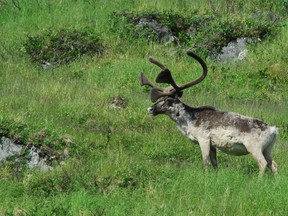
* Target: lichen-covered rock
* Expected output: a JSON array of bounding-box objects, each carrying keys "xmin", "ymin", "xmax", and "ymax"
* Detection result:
[
  {"xmin": 0, "ymin": 136, "xmax": 68, "ymax": 171},
  {"xmin": 215, "ymin": 38, "xmax": 253, "ymax": 62},
  {"xmin": 0, "ymin": 137, "xmax": 22, "ymax": 161}
]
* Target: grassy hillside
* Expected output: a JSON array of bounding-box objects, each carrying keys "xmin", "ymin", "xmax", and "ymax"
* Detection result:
[{"xmin": 0, "ymin": 0, "xmax": 288, "ymax": 215}]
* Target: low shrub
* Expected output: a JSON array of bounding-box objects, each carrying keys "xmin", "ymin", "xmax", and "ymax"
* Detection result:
[
  {"xmin": 23, "ymin": 28, "xmax": 105, "ymax": 67},
  {"xmin": 110, "ymin": 10, "xmax": 282, "ymax": 57}
]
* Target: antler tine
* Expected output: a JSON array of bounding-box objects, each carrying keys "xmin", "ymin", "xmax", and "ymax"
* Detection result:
[
  {"xmin": 177, "ymin": 51, "xmax": 208, "ymax": 91},
  {"xmin": 148, "ymin": 56, "xmax": 180, "ymax": 90},
  {"xmin": 155, "ymin": 69, "xmax": 180, "ymax": 90},
  {"xmin": 140, "ymin": 72, "xmax": 162, "ymax": 89},
  {"xmin": 148, "ymin": 56, "xmax": 166, "ymax": 70}
]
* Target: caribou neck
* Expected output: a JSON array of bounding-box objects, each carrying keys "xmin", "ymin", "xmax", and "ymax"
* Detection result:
[
  {"xmin": 167, "ymin": 102, "xmax": 194, "ymax": 125},
  {"xmin": 167, "ymin": 101, "xmax": 217, "ymax": 128}
]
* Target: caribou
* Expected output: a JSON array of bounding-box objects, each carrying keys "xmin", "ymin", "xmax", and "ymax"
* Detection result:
[{"xmin": 140, "ymin": 51, "xmax": 278, "ymax": 174}]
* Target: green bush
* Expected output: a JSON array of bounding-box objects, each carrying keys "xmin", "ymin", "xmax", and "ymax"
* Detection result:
[
  {"xmin": 110, "ymin": 10, "xmax": 282, "ymax": 57},
  {"xmin": 23, "ymin": 28, "xmax": 105, "ymax": 66}
]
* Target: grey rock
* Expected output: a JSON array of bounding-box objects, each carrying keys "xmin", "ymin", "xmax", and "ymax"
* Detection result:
[
  {"xmin": 0, "ymin": 137, "xmax": 54, "ymax": 171},
  {"xmin": 215, "ymin": 38, "xmax": 253, "ymax": 62},
  {"xmin": 135, "ymin": 18, "xmax": 178, "ymax": 45},
  {"xmin": 27, "ymin": 146, "xmax": 52, "ymax": 171},
  {"xmin": 0, "ymin": 137, "xmax": 22, "ymax": 161}
]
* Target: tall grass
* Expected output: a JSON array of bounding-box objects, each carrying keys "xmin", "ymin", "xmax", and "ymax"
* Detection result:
[{"xmin": 0, "ymin": 0, "xmax": 288, "ymax": 215}]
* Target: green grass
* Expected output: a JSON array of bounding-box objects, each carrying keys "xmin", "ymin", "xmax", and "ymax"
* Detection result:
[{"xmin": 1, "ymin": 0, "xmax": 288, "ymax": 215}]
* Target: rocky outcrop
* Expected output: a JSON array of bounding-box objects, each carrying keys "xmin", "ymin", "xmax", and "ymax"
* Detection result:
[{"xmin": 0, "ymin": 137, "xmax": 68, "ymax": 171}]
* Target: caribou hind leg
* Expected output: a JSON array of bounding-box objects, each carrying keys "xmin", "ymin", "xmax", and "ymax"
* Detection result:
[
  {"xmin": 252, "ymin": 152, "xmax": 268, "ymax": 175},
  {"xmin": 263, "ymin": 140, "xmax": 278, "ymax": 174},
  {"xmin": 263, "ymin": 153, "xmax": 278, "ymax": 174},
  {"xmin": 245, "ymin": 145, "xmax": 268, "ymax": 175}
]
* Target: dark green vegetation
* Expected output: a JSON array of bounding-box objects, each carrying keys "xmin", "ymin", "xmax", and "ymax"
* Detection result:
[
  {"xmin": 24, "ymin": 28, "xmax": 105, "ymax": 66},
  {"xmin": 111, "ymin": 9, "xmax": 281, "ymax": 57},
  {"xmin": 1, "ymin": 0, "xmax": 288, "ymax": 215}
]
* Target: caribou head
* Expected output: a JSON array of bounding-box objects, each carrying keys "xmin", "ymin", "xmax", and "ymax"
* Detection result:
[{"xmin": 140, "ymin": 51, "xmax": 208, "ymax": 116}]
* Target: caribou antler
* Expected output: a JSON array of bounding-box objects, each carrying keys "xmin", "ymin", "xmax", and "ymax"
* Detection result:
[
  {"xmin": 148, "ymin": 57, "xmax": 180, "ymax": 90},
  {"xmin": 140, "ymin": 72, "xmax": 175, "ymax": 102},
  {"xmin": 177, "ymin": 51, "xmax": 208, "ymax": 90},
  {"xmin": 140, "ymin": 51, "xmax": 207, "ymax": 102}
]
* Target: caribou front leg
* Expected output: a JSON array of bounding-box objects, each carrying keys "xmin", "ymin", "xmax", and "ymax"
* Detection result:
[
  {"xmin": 209, "ymin": 145, "xmax": 218, "ymax": 170},
  {"xmin": 198, "ymin": 139, "xmax": 211, "ymax": 171}
]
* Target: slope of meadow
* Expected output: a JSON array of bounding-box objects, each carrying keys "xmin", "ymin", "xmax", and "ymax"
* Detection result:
[{"xmin": 0, "ymin": 0, "xmax": 288, "ymax": 215}]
